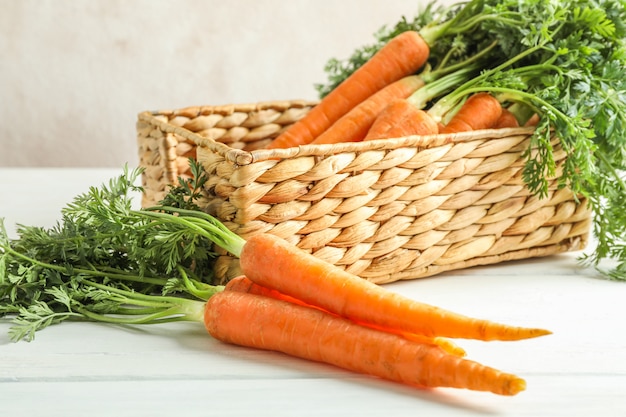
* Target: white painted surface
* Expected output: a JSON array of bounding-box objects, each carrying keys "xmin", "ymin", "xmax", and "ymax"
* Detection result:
[
  {"xmin": 1, "ymin": 168, "xmax": 626, "ymax": 416},
  {"xmin": 0, "ymin": 0, "xmax": 444, "ymax": 168}
]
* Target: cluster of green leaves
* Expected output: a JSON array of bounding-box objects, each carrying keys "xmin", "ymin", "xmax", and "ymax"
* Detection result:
[
  {"xmin": 0, "ymin": 163, "xmax": 221, "ymax": 341},
  {"xmin": 158, "ymin": 157, "xmax": 209, "ymax": 212}
]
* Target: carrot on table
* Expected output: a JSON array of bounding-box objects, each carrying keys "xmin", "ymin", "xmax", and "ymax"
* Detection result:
[
  {"xmin": 265, "ymin": 31, "xmax": 430, "ymax": 149},
  {"xmin": 205, "ymin": 290, "xmax": 526, "ymax": 396},
  {"xmin": 238, "ymin": 233, "xmax": 551, "ymax": 342},
  {"xmin": 224, "ymin": 275, "xmax": 466, "ymax": 357},
  {"xmin": 438, "ymin": 92, "xmax": 503, "ymax": 134}
]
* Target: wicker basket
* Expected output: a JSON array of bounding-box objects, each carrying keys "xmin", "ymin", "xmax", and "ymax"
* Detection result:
[{"xmin": 136, "ymin": 100, "xmax": 591, "ymax": 285}]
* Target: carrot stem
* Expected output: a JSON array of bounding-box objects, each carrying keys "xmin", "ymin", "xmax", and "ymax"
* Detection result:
[
  {"xmin": 420, "ymin": 40, "xmax": 498, "ymax": 83},
  {"xmin": 79, "ymin": 279, "xmax": 206, "ymax": 324},
  {"xmin": 406, "ymin": 65, "xmax": 479, "ymax": 109},
  {"xmin": 427, "ymin": 38, "xmax": 562, "ymax": 123},
  {"xmin": 139, "ymin": 207, "xmax": 246, "ymax": 257},
  {"xmin": 419, "ymin": 6, "xmax": 521, "ymax": 46}
]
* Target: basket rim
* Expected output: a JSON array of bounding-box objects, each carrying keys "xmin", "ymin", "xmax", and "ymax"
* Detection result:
[{"xmin": 138, "ymin": 102, "xmax": 537, "ymax": 166}]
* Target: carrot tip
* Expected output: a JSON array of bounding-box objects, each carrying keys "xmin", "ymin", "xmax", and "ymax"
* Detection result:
[
  {"xmin": 534, "ymin": 328, "xmax": 553, "ymax": 338},
  {"xmin": 508, "ymin": 377, "xmax": 527, "ymax": 396},
  {"xmin": 500, "ymin": 327, "xmax": 553, "ymax": 341}
]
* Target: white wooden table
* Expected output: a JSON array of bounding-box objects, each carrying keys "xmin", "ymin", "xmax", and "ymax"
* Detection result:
[{"xmin": 1, "ymin": 168, "xmax": 625, "ymax": 417}]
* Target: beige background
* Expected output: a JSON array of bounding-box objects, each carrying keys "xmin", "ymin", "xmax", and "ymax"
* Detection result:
[{"xmin": 0, "ymin": 0, "xmax": 452, "ymax": 168}]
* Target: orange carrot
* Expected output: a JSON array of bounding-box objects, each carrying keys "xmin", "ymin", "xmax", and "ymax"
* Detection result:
[
  {"xmin": 363, "ymin": 99, "xmax": 439, "ymax": 140},
  {"xmin": 205, "ymin": 290, "xmax": 526, "ymax": 395},
  {"xmin": 225, "ymin": 275, "xmax": 466, "ymax": 357},
  {"xmin": 266, "ymin": 31, "xmax": 430, "ymax": 149},
  {"xmin": 238, "ymin": 233, "xmax": 551, "ymax": 341},
  {"xmin": 380, "ymin": 326, "xmax": 467, "ymax": 358},
  {"xmin": 142, "ymin": 209, "xmax": 550, "ymax": 341},
  {"xmin": 439, "ymin": 92, "xmax": 503, "ymax": 134},
  {"xmin": 309, "ymin": 75, "xmax": 426, "ymax": 144},
  {"xmin": 525, "ymin": 113, "xmax": 540, "ymax": 126},
  {"xmin": 225, "ymin": 274, "xmax": 306, "ymax": 307},
  {"xmin": 491, "ymin": 107, "xmax": 520, "ymax": 129}
]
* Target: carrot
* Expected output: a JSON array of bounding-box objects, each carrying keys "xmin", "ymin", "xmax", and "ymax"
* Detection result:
[
  {"xmin": 491, "ymin": 107, "xmax": 520, "ymax": 129},
  {"xmin": 238, "ymin": 233, "xmax": 551, "ymax": 341},
  {"xmin": 439, "ymin": 92, "xmax": 503, "ymax": 134},
  {"xmin": 225, "ymin": 275, "xmax": 466, "ymax": 357},
  {"xmin": 142, "ymin": 209, "xmax": 550, "ymax": 341},
  {"xmin": 205, "ymin": 290, "xmax": 526, "ymax": 395},
  {"xmin": 265, "ymin": 31, "xmax": 430, "ymax": 149},
  {"xmin": 358, "ymin": 64, "xmax": 491, "ymax": 141},
  {"xmin": 363, "ymin": 99, "xmax": 439, "ymax": 140},
  {"xmin": 225, "ymin": 274, "xmax": 306, "ymax": 307},
  {"xmin": 525, "ymin": 113, "xmax": 540, "ymax": 127},
  {"xmin": 309, "ymin": 75, "xmax": 426, "ymax": 144}
]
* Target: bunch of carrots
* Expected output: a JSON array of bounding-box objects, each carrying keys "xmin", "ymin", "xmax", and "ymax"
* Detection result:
[
  {"xmin": 1, "ymin": 167, "xmax": 551, "ymax": 397},
  {"xmin": 143, "ymin": 204, "xmax": 551, "ymax": 396},
  {"xmin": 265, "ymin": 27, "xmax": 520, "ymax": 149},
  {"xmin": 263, "ymin": 0, "xmax": 623, "ymax": 155},
  {"xmin": 208, "ymin": 232, "xmax": 550, "ymax": 397}
]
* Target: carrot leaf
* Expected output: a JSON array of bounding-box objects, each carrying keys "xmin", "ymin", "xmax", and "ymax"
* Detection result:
[{"xmin": 0, "ymin": 167, "xmax": 225, "ymax": 341}]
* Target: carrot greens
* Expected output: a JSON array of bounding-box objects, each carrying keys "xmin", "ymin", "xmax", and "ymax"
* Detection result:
[{"xmin": 0, "ymin": 166, "xmax": 223, "ymax": 341}]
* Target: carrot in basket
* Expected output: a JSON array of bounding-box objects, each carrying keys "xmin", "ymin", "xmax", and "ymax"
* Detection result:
[
  {"xmin": 491, "ymin": 107, "xmax": 520, "ymax": 129},
  {"xmin": 525, "ymin": 113, "xmax": 540, "ymax": 126},
  {"xmin": 439, "ymin": 92, "xmax": 503, "ymax": 134},
  {"xmin": 310, "ymin": 62, "xmax": 482, "ymax": 144},
  {"xmin": 309, "ymin": 75, "xmax": 426, "ymax": 144},
  {"xmin": 141, "ymin": 208, "xmax": 550, "ymax": 341},
  {"xmin": 505, "ymin": 102, "xmax": 539, "ymax": 127},
  {"xmin": 205, "ymin": 290, "xmax": 526, "ymax": 396},
  {"xmin": 363, "ymin": 99, "xmax": 439, "ymax": 140},
  {"xmin": 224, "ymin": 275, "xmax": 466, "ymax": 357},
  {"xmin": 265, "ymin": 31, "xmax": 430, "ymax": 149}
]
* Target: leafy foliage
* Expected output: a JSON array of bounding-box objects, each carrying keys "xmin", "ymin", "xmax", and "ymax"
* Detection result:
[{"xmin": 0, "ymin": 162, "xmax": 219, "ymax": 341}]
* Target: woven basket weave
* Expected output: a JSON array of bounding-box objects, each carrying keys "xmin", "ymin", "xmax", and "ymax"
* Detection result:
[{"xmin": 136, "ymin": 100, "xmax": 591, "ymax": 285}]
